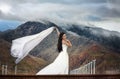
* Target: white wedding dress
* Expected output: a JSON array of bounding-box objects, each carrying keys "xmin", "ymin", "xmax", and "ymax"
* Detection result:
[{"xmin": 36, "ymin": 44, "xmax": 69, "ymax": 75}]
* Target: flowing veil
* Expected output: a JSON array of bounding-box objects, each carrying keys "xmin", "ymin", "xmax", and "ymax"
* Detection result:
[{"xmin": 11, "ymin": 27, "xmax": 55, "ymax": 64}]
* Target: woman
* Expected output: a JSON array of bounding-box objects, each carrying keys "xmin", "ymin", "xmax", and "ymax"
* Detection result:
[
  {"xmin": 36, "ymin": 27, "xmax": 72, "ymax": 75},
  {"xmin": 11, "ymin": 26, "xmax": 72, "ymax": 75}
]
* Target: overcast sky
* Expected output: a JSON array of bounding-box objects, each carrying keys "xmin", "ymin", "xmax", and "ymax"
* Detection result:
[{"xmin": 0, "ymin": 0, "xmax": 120, "ymax": 32}]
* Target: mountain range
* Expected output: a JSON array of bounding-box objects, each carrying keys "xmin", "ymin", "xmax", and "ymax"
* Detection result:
[
  {"xmin": 0, "ymin": 20, "xmax": 21, "ymax": 31},
  {"xmin": 67, "ymin": 24, "xmax": 120, "ymax": 52},
  {"xmin": 0, "ymin": 21, "xmax": 120, "ymax": 74}
]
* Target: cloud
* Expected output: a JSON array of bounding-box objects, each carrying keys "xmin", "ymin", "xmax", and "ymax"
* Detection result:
[
  {"xmin": 0, "ymin": 0, "xmax": 119, "ymax": 21},
  {"xmin": 0, "ymin": 0, "xmax": 107, "ymax": 5},
  {"xmin": 0, "ymin": 0, "xmax": 120, "ymax": 32},
  {"xmin": 88, "ymin": 21, "xmax": 120, "ymax": 33},
  {"xmin": 0, "ymin": 2, "xmax": 107, "ymax": 21}
]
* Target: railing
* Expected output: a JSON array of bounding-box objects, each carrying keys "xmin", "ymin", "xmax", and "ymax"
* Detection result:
[
  {"xmin": 70, "ymin": 60, "xmax": 96, "ymax": 74},
  {"xmin": 1, "ymin": 65, "xmax": 17, "ymax": 75},
  {"xmin": 2, "ymin": 65, "xmax": 8, "ymax": 75},
  {"xmin": 1, "ymin": 60, "xmax": 96, "ymax": 75}
]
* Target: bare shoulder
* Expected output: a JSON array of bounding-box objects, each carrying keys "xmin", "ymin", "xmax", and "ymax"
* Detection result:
[{"xmin": 62, "ymin": 39, "xmax": 72, "ymax": 47}]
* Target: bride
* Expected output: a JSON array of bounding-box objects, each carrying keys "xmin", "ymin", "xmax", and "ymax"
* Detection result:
[
  {"xmin": 11, "ymin": 26, "xmax": 72, "ymax": 75},
  {"xmin": 36, "ymin": 28, "xmax": 72, "ymax": 75}
]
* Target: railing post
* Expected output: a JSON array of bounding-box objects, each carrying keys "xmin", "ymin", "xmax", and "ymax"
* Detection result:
[
  {"xmin": 5, "ymin": 65, "xmax": 7, "ymax": 75},
  {"xmin": 88, "ymin": 63, "xmax": 90, "ymax": 74},
  {"xmin": 2, "ymin": 65, "xmax": 4, "ymax": 75},
  {"xmin": 85, "ymin": 64, "xmax": 87, "ymax": 74},
  {"xmin": 15, "ymin": 65, "xmax": 17, "ymax": 75},
  {"xmin": 93, "ymin": 60, "xmax": 96, "ymax": 74},
  {"xmin": 90, "ymin": 62, "xmax": 92, "ymax": 74}
]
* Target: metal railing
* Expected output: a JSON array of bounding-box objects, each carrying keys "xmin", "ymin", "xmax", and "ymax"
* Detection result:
[
  {"xmin": 2, "ymin": 65, "xmax": 8, "ymax": 75},
  {"xmin": 1, "ymin": 60, "xmax": 96, "ymax": 75},
  {"xmin": 1, "ymin": 65, "xmax": 17, "ymax": 75},
  {"xmin": 70, "ymin": 60, "xmax": 96, "ymax": 74}
]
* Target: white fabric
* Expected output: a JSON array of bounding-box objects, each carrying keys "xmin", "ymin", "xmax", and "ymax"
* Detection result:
[
  {"xmin": 36, "ymin": 44, "xmax": 69, "ymax": 75},
  {"xmin": 11, "ymin": 27, "xmax": 55, "ymax": 64}
]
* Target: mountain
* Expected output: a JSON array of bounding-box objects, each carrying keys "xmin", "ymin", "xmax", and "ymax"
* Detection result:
[
  {"xmin": 0, "ymin": 20, "xmax": 21, "ymax": 31},
  {"xmin": 0, "ymin": 21, "xmax": 120, "ymax": 74},
  {"xmin": 0, "ymin": 21, "xmax": 57, "ymax": 42},
  {"xmin": 67, "ymin": 24, "xmax": 120, "ymax": 53},
  {"xmin": 0, "ymin": 31, "xmax": 2, "ymax": 36}
]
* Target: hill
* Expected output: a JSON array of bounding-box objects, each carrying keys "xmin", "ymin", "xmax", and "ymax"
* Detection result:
[{"xmin": 0, "ymin": 39, "xmax": 47, "ymax": 75}]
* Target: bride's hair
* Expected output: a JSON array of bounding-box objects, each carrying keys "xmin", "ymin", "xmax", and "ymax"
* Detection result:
[{"xmin": 57, "ymin": 32, "xmax": 65, "ymax": 52}]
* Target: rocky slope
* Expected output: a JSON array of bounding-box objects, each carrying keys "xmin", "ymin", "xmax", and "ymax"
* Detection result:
[{"xmin": 0, "ymin": 39, "xmax": 47, "ymax": 75}]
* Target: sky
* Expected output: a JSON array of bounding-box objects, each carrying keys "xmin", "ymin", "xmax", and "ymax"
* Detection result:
[{"xmin": 0, "ymin": 0, "xmax": 120, "ymax": 32}]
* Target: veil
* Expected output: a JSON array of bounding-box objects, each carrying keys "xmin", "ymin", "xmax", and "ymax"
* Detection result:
[{"xmin": 11, "ymin": 27, "xmax": 55, "ymax": 64}]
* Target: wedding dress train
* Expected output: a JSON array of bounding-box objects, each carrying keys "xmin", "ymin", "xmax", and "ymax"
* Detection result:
[{"xmin": 36, "ymin": 44, "xmax": 69, "ymax": 75}]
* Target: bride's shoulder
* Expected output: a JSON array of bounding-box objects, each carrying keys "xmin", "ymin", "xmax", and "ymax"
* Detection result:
[
  {"xmin": 62, "ymin": 39, "xmax": 69, "ymax": 42},
  {"xmin": 62, "ymin": 39, "xmax": 69, "ymax": 45},
  {"xmin": 62, "ymin": 39, "xmax": 72, "ymax": 47},
  {"xmin": 62, "ymin": 39, "xmax": 66, "ymax": 43}
]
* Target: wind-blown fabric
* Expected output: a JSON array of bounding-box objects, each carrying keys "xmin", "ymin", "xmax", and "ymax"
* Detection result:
[{"xmin": 11, "ymin": 27, "xmax": 55, "ymax": 64}]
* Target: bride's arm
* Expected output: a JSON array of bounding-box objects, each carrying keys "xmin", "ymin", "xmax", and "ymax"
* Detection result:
[
  {"xmin": 55, "ymin": 27, "xmax": 60, "ymax": 36},
  {"xmin": 66, "ymin": 39, "xmax": 72, "ymax": 47}
]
